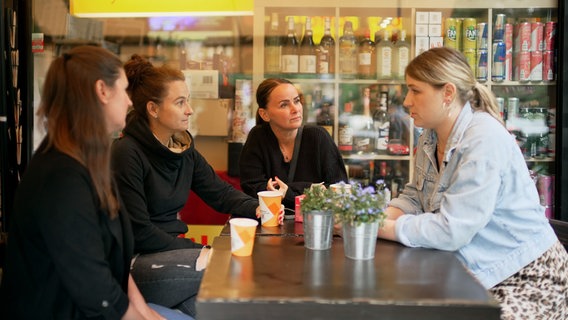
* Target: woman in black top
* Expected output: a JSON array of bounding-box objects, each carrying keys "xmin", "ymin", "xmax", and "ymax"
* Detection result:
[
  {"xmin": 112, "ymin": 55, "xmax": 262, "ymax": 317},
  {"xmin": 0, "ymin": 46, "xmax": 170, "ymax": 319},
  {"xmin": 240, "ymin": 78, "xmax": 348, "ymax": 210}
]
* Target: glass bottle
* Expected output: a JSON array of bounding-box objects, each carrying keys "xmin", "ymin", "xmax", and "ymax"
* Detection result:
[
  {"xmin": 358, "ymin": 28, "xmax": 375, "ymax": 79},
  {"xmin": 299, "ymin": 17, "xmax": 317, "ymax": 74},
  {"xmin": 317, "ymin": 16, "xmax": 335, "ymax": 76},
  {"xmin": 338, "ymin": 21, "xmax": 358, "ymax": 79},
  {"xmin": 265, "ymin": 12, "xmax": 282, "ymax": 74},
  {"xmin": 316, "ymin": 102, "xmax": 334, "ymax": 137},
  {"xmin": 375, "ymin": 29, "xmax": 393, "ymax": 80},
  {"xmin": 281, "ymin": 16, "xmax": 299, "ymax": 74},
  {"xmin": 338, "ymin": 89, "xmax": 354, "ymax": 155},
  {"xmin": 353, "ymin": 87, "xmax": 374, "ymax": 155},
  {"xmin": 393, "ymin": 29, "xmax": 410, "ymax": 80},
  {"xmin": 373, "ymin": 91, "xmax": 390, "ymax": 154}
]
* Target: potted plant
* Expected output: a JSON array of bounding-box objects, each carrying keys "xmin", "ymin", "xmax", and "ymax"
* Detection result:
[
  {"xmin": 332, "ymin": 182, "xmax": 388, "ymax": 260},
  {"xmin": 300, "ymin": 184, "xmax": 336, "ymax": 250}
]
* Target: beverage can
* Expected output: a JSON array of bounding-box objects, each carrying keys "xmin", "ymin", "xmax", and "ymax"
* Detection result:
[
  {"xmin": 463, "ymin": 49, "xmax": 476, "ymax": 74},
  {"xmin": 476, "ymin": 49, "xmax": 488, "ymax": 82},
  {"xmin": 505, "ymin": 24, "xmax": 513, "ymax": 81},
  {"xmin": 530, "ymin": 50, "xmax": 543, "ymax": 82},
  {"xmin": 514, "ymin": 22, "xmax": 531, "ymax": 52},
  {"xmin": 476, "ymin": 22, "xmax": 488, "ymax": 50},
  {"xmin": 548, "ymin": 132, "xmax": 556, "ymax": 157},
  {"xmin": 493, "ymin": 14, "xmax": 506, "ymax": 41},
  {"xmin": 537, "ymin": 174, "xmax": 554, "ymax": 206},
  {"xmin": 543, "ymin": 50, "xmax": 555, "ymax": 82},
  {"xmin": 496, "ymin": 97, "xmax": 505, "ymax": 119},
  {"xmin": 507, "ymin": 97, "xmax": 519, "ymax": 120},
  {"xmin": 462, "ymin": 18, "xmax": 477, "ymax": 51},
  {"xmin": 444, "ymin": 18, "xmax": 460, "ymax": 49},
  {"xmin": 531, "ymin": 22, "xmax": 544, "ymax": 52},
  {"xmin": 514, "ymin": 51, "xmax": 531, "ymax": 82},
  {"xmin": 492, "ymin": 41, "xmax": 506, "ymax": 82},
  {"xmin": 295, "ymin": 194, "xmax": 306, "ymax": 222},
  {"xmin": 544, "ymin": 21, "xmax": 557, "ymax": 51}
]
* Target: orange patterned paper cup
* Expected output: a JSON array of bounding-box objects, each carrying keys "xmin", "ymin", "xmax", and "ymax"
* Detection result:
[
  {"xmin": 257, "ymin": 191, "xmax": 282, "ymax": 227},
  {"xmin": 229, "ymin": 218, "xmax": 258, "ymax": 256}
]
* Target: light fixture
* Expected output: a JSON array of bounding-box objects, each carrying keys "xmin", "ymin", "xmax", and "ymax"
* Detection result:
[{"xmin": 70, "ymin": 0, "xmax": 254, "ymax": 18}]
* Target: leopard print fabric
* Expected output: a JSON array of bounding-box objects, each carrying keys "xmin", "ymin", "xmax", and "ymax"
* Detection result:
[{"xmin": 490, "ymin": 241, "xmax": 568, "ymax": 320}]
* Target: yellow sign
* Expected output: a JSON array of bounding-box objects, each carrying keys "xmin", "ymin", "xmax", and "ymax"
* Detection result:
[{"xmin": 70, "ymin": 0, "xmax": 254, "ymax": 17}]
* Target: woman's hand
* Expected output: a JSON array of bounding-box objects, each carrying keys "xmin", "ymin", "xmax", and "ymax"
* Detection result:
[
  {"xmin": 196, "ymin": 246, "xmax": 211, "ymax": 271},
  {"xmin": 123, "ymin": 275, "xmax": 165, "ymax": 320},
  {"xmin": 267, "ymin": 176, "xmax": 288, "ymax": 198}
]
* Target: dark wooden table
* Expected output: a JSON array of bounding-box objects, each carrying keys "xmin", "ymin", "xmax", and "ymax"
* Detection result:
[
  {"xmin": 220, "ymin": 217, "xmax": 345, "ymax": 237},
  {"xmin": 221, "ymin": 217, "xmax": 307, "ymax": 237},
  {"xmin": 196, "ymin": 235, "xmax": 500, "ymax": 320}
]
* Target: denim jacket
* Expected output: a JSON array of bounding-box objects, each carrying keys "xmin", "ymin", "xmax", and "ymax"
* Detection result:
[{"xmin": 389, "ymin": 103, "xmax": 557, "ymax": 288}]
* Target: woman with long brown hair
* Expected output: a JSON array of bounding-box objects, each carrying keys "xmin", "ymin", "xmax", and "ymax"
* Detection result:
[{"xmin": 0, "ymin": 46, "xmax": 185, "ymax": 319}]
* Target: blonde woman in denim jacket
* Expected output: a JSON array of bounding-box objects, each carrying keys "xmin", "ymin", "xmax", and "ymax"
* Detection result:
[{"xmin": 378, "ymin": 47, "xmax": 568, "ymax": 320}]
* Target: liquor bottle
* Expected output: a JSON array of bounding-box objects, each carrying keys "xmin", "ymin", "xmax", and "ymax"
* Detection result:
[
  {"xmin": 338, "ymin": 21, "xmax": 358, "ymax": 79},
  {"xmin": 373, "ymin": 91, "xmax": 390, "ymax": 154},
  {"xmin": 390, "ymin": 161, "xmax": 405, "ymax": 199},
  {"xmin": 299, "ymin": 17, "xmax": 317, "ymax": 74},
  {"xmin": 375, "ymin": 29, "xmax": 393, "ymax": 80},
  {"xmin": 281, "ymin": 16, "xmax": 299, "ymax": 74},
  {"xmin": 317, "ymin": 17, "xmax": 335, "ymax": 76},
  {"xmin": 376, "ymin": 161, "xmax": 392, "ymax": 203},
  {"xmin": 338, "ymin": 90, "xmax": 354, "ymax": 155},
  {"xmin": 316, "ymin": 102, "xmax": 334, "ymax": 137},
  {"xmin": 392, "ymin": 29, "xmax": 410, "ymax": 80},
  {"xmin": 265, "ymin": 12, "xmax": 282, "ymax": 74},
  {"xmin": 358, "ymin": 28, "xmax": 375, "ymax": 79},
  {"xmin": 353, "ymin": 87, "xmax": 374, "ymax": 154}
]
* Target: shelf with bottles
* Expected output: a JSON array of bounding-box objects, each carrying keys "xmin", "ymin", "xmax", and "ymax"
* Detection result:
[
  {"xmin": 345, "ymin": 158, "xmax": 410, "ymax": 201},
  {"xmin": 261, "ymin": 6, "xmax": 414, "ymax": 82},
  {"xmin": 492, "ymin": 85, "xmax": 556, "ymax": 163},
  {"xmin": 293, "ymin": 82, "xmax": 337, "ymax": 138},
  {"xmin": 337, "ymin": 83, "xmax": 414, "ymax": 160}
]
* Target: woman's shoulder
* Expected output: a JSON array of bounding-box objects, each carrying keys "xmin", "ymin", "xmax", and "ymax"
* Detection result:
[{"xmin": 302, "ymin": 124, "xmax": 334, "ymax": 141}]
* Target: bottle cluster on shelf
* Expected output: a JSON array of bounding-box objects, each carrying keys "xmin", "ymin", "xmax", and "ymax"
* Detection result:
[
  {"xmin": 346, "ymin": 159, "xmax": 409, "ymax": 201},
  {"xmin": 264, "ymin": 14, "xmax": 410, "ymax": 80},
  {"xmin": 498, "ymin": 93, "xmax": 556, "ymax": 161},
  {"xmin": 338, "ymin": 85, "xmax": 411, "ymax": 157}
]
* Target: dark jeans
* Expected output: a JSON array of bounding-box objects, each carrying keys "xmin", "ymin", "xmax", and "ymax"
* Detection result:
[{"xmin": 131, "ymin": 248, "xmax": 203, "ymax": 317}]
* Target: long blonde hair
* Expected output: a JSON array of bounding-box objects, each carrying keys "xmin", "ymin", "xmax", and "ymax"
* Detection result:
[
  {"xmin": 406, "ymin": 47, "xmax": 504, "ymax": 126},
  {"xmin": 37, "ymin": 46, "xmax": 122, "ymax": 218}
]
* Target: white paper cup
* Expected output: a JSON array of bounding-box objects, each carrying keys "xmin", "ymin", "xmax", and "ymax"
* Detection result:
[
  {"xmin": 229, "ymin": 218, "xmax": 258, "ymax": 256},
  {"xmin": 257, "ymin": 191, "xmax": 283, "ymax": 227}
]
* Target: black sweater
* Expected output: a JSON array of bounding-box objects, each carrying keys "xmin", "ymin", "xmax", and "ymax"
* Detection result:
[
  {"xmin": 239, "ymin": 124, "xmax": 348, "ymax": 209},
  {"xmin": 111, "ymin": 116, "xmax": 258, "ymax": 254}
]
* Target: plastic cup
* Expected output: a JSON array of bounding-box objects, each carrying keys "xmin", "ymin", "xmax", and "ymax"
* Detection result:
[
  {"xmin": 330, "ymin": 183, "xmax": 352, "ymax": 193},
  {"xmin": 257, "ymin": 191, "xmax": 282, "ymax": 227},
  {"xmin": 229, "ymin": 218, "xmax": 258, "ymax": 256}
]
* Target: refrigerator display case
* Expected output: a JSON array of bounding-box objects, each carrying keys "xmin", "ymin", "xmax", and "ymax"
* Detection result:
[{"xmin": 251, "ymin": 0, "xmax": 564, "ymax": 218}]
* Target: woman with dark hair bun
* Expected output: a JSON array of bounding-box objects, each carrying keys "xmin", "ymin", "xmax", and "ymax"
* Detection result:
[{"xmin": 112, "ymin": 54, "xmax": 265, "ymax": 318}]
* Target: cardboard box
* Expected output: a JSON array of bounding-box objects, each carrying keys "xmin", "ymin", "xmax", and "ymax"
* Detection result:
[
  {"xmin": 416, "ymin": 12, "xmax": 429, "ymax": 24},
  {"xmin": 429, "ymin": 12, "xmax": 443, "ymax": 24},
  {"xmin": 189, "ymin": 98, "xmax": 231, "ymax": 136},
  {"xmin": 429, "ymin": 24, "xmax": 442, "ymax": 37},
  {"xmin": 183, "ymin": 69, "xmax": 219, "ymax": 99},
  {"xmin": 415, "ymin": 24, "xmax": 429, "ymax": 37},
  {"xmin": 429, "ymin": 37, "xmax": 444, "ymax": 48},
  {"xmin": 415, "ymin": 36, "xmax": 430, "ymax": 55}
]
